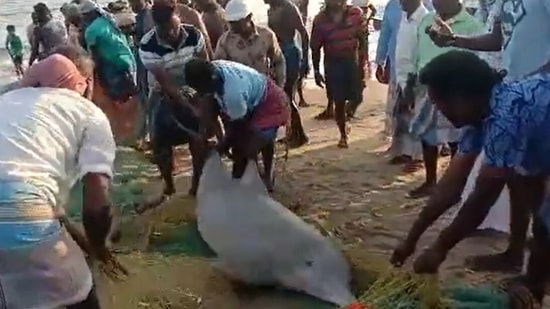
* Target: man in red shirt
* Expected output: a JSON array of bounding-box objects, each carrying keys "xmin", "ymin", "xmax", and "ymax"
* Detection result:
[{"xmin": 311, "ymin": 0, "xmax": 367, "ymax": 148}]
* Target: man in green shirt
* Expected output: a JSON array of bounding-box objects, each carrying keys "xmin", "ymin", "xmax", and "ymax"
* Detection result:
[
  {"xmin": 403, "ymin": 0, "xmax": 484, "ymax": 199},
  {"xmin": 5, "ymin": 25, "xmax": 24, "ymax": 78},
  {"xmin": 79, "ymin": 0, "xmax": 137, "ymax": 102}
]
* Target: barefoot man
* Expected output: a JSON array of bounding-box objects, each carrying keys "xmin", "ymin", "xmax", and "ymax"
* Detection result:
[
  {"xmin": 138, "ymin": 0, "xmax": 210, "ymax": 201},
  {"xmin": 311, "ymin": 0, "xmax": 367, "ymax": 148},
  {"xmin": 426, "ymin": 0, "xmax": 550, "ymax": 272},
  {"xmin": 391, "ymin": 50, "xmax": 550, "ymax": 307},
  {"xmin": 193, "ymin": 0, "xmax": 228, "ymax": 48},
  {"xmin": 266, "ymin": 0, "xmax": 309, "ymax": 147}
]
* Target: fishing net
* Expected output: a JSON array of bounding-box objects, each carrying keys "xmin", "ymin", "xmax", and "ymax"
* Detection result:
[
  {"xmin": 66, "ymin": 147, "xmax": 157, "ymax": 219},
  {"xmin": 147, "ymin": 220, "xmax": 216, "ymax": 257}
]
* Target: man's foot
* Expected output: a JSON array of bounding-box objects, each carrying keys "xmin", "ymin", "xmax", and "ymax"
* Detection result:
[
  {"xmin": 464, "ymin": 251, "xmax": 524, "ymax": 273},
  {"xmin": 262, "ymin": 175, "xmax": 274, "ymax": 193},
  {"xmin": 407, "ymin": 182, "xmax": 435, "ymax": 199},
  {"xmin": 402, "ymin": 160, "xmax": 423, "ymax": 173},
  {"xmin": 505, "ymin": 278, "xmax": 543, "ymax": 308},
  {"xmin": 314, "ymin": 109, "xmax": 334, "ymax": 120},
  {"xmin": 389, "ymin": 155, "xmax": 410, "ymax": 165},
  {"xmin": 188, "ymin": 187, "xmax": 197, "ymax": 197},
  {"xmin": 298, "ymin": 99, "xmax": 310, "ymax": 107},
  {"xmin": 338, "ymin": 138, "xmax": 349, "ymax": 149}
]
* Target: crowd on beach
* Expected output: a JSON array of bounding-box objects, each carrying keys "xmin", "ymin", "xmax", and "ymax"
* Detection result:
[{"xmin": 1, "ymin": 0, "xmax": 550, "ymax": 307}]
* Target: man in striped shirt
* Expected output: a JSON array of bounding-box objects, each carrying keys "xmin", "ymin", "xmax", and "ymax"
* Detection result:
[
  {"xmin": 138, "ymin": 0, "xmax": 209, "ymax": 205},
  {"xmin": 311, "ymin": 0, "xmax": 367, "ymax": 148}
]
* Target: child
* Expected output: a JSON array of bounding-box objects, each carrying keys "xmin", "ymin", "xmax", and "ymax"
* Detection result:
[{"xmin": 5, "ymin": 25, "xmax": 24, "ymax": 78}]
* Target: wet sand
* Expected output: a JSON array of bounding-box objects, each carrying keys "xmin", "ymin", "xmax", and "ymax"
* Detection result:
[{"xmin": 94, "ymin": 80, "xmax": 521, "ymax": 309}]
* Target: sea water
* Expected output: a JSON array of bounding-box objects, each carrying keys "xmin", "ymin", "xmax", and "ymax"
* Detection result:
[{"xmin": 0, "ymin": 0, "xmax": 390, "ymax": 85}]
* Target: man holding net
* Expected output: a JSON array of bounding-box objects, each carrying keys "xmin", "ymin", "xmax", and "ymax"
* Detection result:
[{"xmin": 391, "ymin": 50, "xmax": 550, "ymax": 306}]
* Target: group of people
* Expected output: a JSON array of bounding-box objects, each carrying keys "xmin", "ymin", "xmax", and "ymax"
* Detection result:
[
  {"xmin": 372, "ymin": 0, "xmax": 550, "ymax": 304},
  {"xmin": 0, "ymin": 0, "xmax": 378, "ymax": 307}
]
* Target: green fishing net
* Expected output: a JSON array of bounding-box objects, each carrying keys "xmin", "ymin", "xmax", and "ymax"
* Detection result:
[
  {"xmin": 147, "ymin": 221, "xmax": 216, "ymax": 257},
  {"xmin": 66, "ymin": 147, "xmax": 155, "ymax": 219},
  {"xmin": 445, "ymin": 284, "xmax": 509, "ymax": 309}
]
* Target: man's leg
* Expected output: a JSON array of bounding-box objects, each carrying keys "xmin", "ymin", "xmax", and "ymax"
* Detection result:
[
  {"xmin": 296, "ymin": 76, "xmax": 309, "ymax": 107},
  {"xmin": 66, "ymin": 286, "xmax": 101, "ymax": 309},
  {"xmin": 284, "ymin": 65, "xmax": 308, "ymax": 148},
  {"xmin": 188, "ymin": 139, "xmax": 206, "ymax": 196},
  {"xmin": 408, "ymin": 142, "xmax": 438, "ymax": 198},
  {"xmin": 260, "ymin": 140, "xmax": 275, "ymax": 192},
  {"xmin": 520, "ymin": 214, "xmax": 550, "ymax": 304},
  {"xmin": 466, "ymin": 175, "xmax": 546, "ymax": 272},
  {"xmin": 335, "ymin": 100, "xmax": 348, "ymax": 148}
]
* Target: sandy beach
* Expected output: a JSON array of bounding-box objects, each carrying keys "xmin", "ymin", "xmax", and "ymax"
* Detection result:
[{"xmin": 91, "ymin": 80, "xmax": 516, "ymax": 309}]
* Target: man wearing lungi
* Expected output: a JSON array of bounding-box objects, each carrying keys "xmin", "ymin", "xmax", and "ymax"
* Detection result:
[
  {"xmin": 185, "ymin": 59, "xmax": 289, "ymax": 192},
  {"xmin": 404, "ymin": 0, "xmax": 484, "ymax": 198}
]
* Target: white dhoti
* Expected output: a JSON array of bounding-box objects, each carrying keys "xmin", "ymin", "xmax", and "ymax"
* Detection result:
[
  {"xmin": 389, "ymin": 83, "xmax": 423, "ymax": 160},
  {"xmin": 454, "ymin": 151, "xmax": 511, "ymax": 233},
  {"xmin": 383, "ymin": 80, "xmax": 398, "ymax": 138},
  {"xmin": 0, "ymin": 231, "xmax": 93, "ymax": 309}
]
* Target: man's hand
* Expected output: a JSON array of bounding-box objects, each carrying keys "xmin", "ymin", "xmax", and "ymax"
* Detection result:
[
  {"xmin": 314, "ymin": 71, "xmax": 325, "ymax": 88},
  {"xmin": 426, "ymin": 17, "xmax": 456, "ymax": 47},
  {"xmin": 413, "ymin": 246, "xmax": 447, "ymax": 274},
  {"xmin": 391, "ymin": 239, "xmax": 417, "ymax": 267},
  {"xmin": 375, "ymin": 65, "xmax": 388, "ymax": 84}
]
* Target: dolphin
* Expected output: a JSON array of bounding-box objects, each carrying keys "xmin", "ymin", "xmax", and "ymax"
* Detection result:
[{"xmin": 196, "ymin": 151, "xmax": 357, "ymax": 306}]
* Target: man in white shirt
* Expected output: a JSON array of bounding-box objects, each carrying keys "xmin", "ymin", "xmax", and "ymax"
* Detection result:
[
  {"xmin": 390, "ymin": 0, "xmax": 429, "ymax": 170},
  {"xmin": 0, "ymin": 87, "xmax": 117, "ymax": 309}
]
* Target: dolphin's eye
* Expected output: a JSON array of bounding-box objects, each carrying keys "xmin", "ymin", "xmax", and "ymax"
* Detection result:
[{"xmin": 306, "ymin": 261, "xmax": 313, "ymax": 267}]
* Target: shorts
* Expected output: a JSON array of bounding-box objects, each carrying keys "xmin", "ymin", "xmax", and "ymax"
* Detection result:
[
  {"xmin": 324, "ymin": 56, "xmax": 363, "ymax": 104},
  {"xmin": 150, "ymin": 91, "xmax": 200, "ymax": 152},
  {"xmin": 281, "ymin": 42, "xmax": 301, "ymax": 80},
  {"xmin": 12, "ymin": 55, "xmax": 23, "ymax": 66},
  {"xmin": 258, "ymin": 127, "xmax": 279, "ymax": 141},
  {"xmin": 96, "ymin": 63, "xmax": 137, "ymax": 102}
]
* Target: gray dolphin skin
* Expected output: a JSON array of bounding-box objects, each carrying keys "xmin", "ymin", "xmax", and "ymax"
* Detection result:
[{"xmin": 196, "ymin": 151, "xmax": 357, "ymax": 306}]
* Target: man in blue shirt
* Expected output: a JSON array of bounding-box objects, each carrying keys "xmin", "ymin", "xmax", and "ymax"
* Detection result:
[
  {"xmin": 427, "ymin": 0, "xmax": 550, "ymax": 272},
  {"xmin": 185, "ymin": 59, "xmax": 289, "ymax": 192},
  {"xmin": 390, "ymin": 51, "xmax": 550, "ymax": 306}
]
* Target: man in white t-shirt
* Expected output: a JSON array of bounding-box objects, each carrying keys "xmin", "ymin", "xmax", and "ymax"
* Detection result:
[{"xmin": 0, "ymin": 87, "xmax": 117, "ymax": 309}]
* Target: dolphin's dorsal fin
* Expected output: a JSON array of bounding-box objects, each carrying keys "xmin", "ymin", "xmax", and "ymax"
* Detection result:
[
  {"xmin": 240, "ymin": 160, "xmax": 268, "ymax": 195},
  {"xmin": 198, "ymin": 150, "xmax": 231, "ymax": 197}
]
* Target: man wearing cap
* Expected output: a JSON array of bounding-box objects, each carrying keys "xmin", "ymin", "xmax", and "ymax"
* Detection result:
[
  {"xmin": 215, "ymin": 0, "xmax": 285, "ymax": 87},
  {"xmin": 79, "ymin": 0, "xmax": 137, "ymax": 103},
  {"xmin": 138, "ymin": 0, "xmax": 209, "ymax": 202}
]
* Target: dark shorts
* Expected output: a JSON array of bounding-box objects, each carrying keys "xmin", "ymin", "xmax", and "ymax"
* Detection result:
[
  {"xmin": 150, "ymin": 92, "xmax": 200, "ymax": 152},
  {"xmin": 96, "ymin": 63, "xmax": 137, "ymax": 102},
  {"xmin": 281, "ymin": 42, "xmax": 301, "ymax": 81},
  {"xmin": 325, "ymin": 57, "xmax": 363, "ymax": 104},
  {"xmin": 12, "ymin": 55, "xmax": 23, "ymax": 66}
]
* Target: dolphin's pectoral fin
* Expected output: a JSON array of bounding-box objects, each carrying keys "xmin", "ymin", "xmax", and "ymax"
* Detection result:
[{"xmin": 240, "ymin": 160, "xmax": 268, "ymax": 195}]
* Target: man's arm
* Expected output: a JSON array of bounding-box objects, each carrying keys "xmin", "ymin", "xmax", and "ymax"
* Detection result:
[
  {"xmin": 367, "ymin": 3, "xmax": 377, "ymax": 20},
  {"xmin": 310, "ymin": 16, "xmax": 323, "ymax": 73},
  {"xmin": 213, "ymin": 32, "xmax": 229, "ymax": 60},
  {"xmin": 451, "ymin": 20, "xmax": 503, "ymax": 51},
  {"xmin": 356, "ymin": 9, "xmax": 369, "ymax": 74},
  {"xmin": 28, "ymin": 27, "xmax": 41, "ymax": 66},
  {"xmin": 290, "ymin": 4, "xmax": 310, "ymax": 68},
  {"xmin": 181, "ymin": 6, "xmax": 214, "ymax": 58},
  {"xmin": 403, "ymin": 152, "xmax": 478, "ymax": 247},
  {"xmin": 374, "ymin": 4, "xmax": 392, "ymax": 66},
  {"xmin": 202, "ymin": 12, "xmax": 227, "ymax": 48},
  {"xmin": 267, "ymin": 30, "xmax": 286, "ymax": 87},
  {"xmin": 78, "ymin": 105, "xmax": 116, "ymax": 255}
]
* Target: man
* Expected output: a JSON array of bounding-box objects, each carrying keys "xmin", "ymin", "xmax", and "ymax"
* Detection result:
[
  {"xmin": 0, "ymin": 54, "xmax": 117, "ymax": 308},
  {"xmin": 193, "ymin": 0, "xmax": 228, "ymax": 48},
  {"xmin": 138, "ymin": 0, "xmax": 209, "ymax": 203},
  {"xmin": 130, "ymin": 0, "xmax": 155, "ymax": 149},
  {"xmin": 389, "ymin": 0, "xmax": 428, "ymax": 171},
  {"xmin": 175, "ymin": 0, "xmax": 214, "ymax": 57},
  {"xmin": 61, "ymin": 3, "xmax": 83, "ymax": 46},
  {"xmin": 425, "ymin": 0, "xmax": 550, "ymax": 272},
  {"xmin": 80, "ymin": 0, "xmax": 137, "ymax": 103},
  {"xmin": 374, "ymin": 0, "xmax": 400, "ymax": 136},
  {"xmin": 29, "ymin": 3, "xmax": 68, "ymax": 66},
  {"xmin": 290, "ymin": 0, "xmax": 309, "ymax": 108},
  {"xmin": 403, "ymin": 0, "xmax": 484, "ymax": 199},
  {"xmin": 215, "ymin": 0, "xmax": 285, "ymax": 86},
  {"xmin": 352, "ymin": 0, "xmax": 377, "ymax": 79},
  {"xmin": 266, "ymin": 0, "xmax": 310, "ymax": 147},
  {"xmin": 390, "ymin": 50, "xmax": 550, "ymax": 306},
  {"xmin": 311, "ymin": 0, "xmax": 367, "ymax": 149},
  {"xmin": 185, "ymin": 59, "xmax": 289, "ymax": 192}
]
